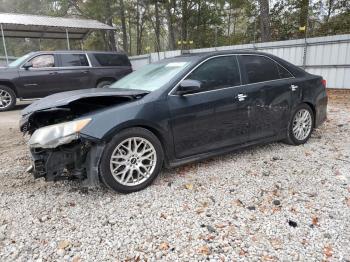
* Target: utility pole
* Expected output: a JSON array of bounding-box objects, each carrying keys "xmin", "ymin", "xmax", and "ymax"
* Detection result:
[
  {"xmin": 301, "ymin": 1, "xmax": 310, "ymax": 69},
  {"xmin": 0, "ymin": 24, "xmax": 9, "ymax": 65},
  {"xmin": 215, "ymin": 0, "xmax": 218, "ymax": 47}
]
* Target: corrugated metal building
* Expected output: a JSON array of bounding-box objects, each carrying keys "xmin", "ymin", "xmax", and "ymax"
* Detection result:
[{"xmin": 130, "ymin": 34, "xmax": 350, "ymax": 89}]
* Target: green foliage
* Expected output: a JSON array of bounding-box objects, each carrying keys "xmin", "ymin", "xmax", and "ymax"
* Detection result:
[{"xmin": 0, "ymin": 0, "xmax": 349, "ymax": 57}]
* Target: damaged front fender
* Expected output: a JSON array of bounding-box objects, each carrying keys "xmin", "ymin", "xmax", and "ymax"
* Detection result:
[{"xmin": 20, "ymin": 88, "xmax": 150, "ymax": 188}]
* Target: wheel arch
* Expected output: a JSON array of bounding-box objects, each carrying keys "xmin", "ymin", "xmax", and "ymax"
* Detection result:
[
  {"xmin": 0, "ymin": 81, "xmax": 18, "ymax": 96},
  {"xmin": 102, "ymin": 123, "xmax": 171, "ymax": 162},
  {"xmin": 95, "ymin": 77, "xmax": 116, "ymax": 87},
  {"xmin": 302, "ymin": 101, "xmax": 316, "ymax": 126}
]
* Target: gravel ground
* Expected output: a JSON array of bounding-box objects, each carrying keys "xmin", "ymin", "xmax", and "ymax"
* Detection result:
[{"xmin": 0, "ymin": 98, "xmax": 349, "ymax": 261}]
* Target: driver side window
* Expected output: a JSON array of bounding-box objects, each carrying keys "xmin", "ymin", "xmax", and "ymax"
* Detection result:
[
  {"xmin": 185, "ymin": 56, "xmax": 241, "ymax": 93},
  {"xmin": 29, "ymin": 55, "xmax": 55, "ymax": 68}
]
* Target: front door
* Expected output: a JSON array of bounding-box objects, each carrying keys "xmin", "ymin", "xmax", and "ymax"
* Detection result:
[
  {"xmin": 168, "ymin": 55, "xmax": 249, "ymax": 158},
  {"xmin": 18, "ymin": 54, "xmax": 61, "ymax": 98}
]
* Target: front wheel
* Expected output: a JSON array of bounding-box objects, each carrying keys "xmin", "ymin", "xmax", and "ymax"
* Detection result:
[
  {"xmin": 0, "ymin": 85, "xmax": 16, "ymax": 112},
  {"xmin": 284, "ymin": 104, "xmax": 314, "ymax": 145},
  {"xmin": 99, "ymin": 127, "xmax": 164, "ymax": 193}
]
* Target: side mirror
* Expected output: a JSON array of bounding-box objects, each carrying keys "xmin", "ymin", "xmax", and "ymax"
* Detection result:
[
  {"xmin": 176, "ymin": 79, "xmax": 202, "ymax": 95},
  {"xmin": 23, "ymin": 61, "xmax": 33, "ymax": 70}
]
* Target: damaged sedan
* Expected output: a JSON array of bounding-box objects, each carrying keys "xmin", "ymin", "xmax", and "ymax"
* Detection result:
[{"xmin": 20, "ymin": 51, "xmax": 328, "ymax": 193}]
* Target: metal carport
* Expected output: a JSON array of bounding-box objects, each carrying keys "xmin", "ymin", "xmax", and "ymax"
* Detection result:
[{"xmin": 0, "ymin": 12, "xmax": 117, "ymax": 65}]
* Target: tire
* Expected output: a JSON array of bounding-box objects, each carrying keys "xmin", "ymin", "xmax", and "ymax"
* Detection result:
[
  {"xmin": 99, "ymin": 127, "xmax": 164, "ymax": 193},
  {"xmin": 284, "ymin": 103, "xmax": 314, "ymax": 145},
  {"xmin": 0, "ymin": 85, "xmax": 16, "ymax": 112},
  {"xmin": 96, "ymin": 80, "xmax": 112, "ymax": 89}
]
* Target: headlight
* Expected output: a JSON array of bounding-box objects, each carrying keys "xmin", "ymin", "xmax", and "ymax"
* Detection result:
[{"xmin": 29, "ymin": 118, "xmax": 91, "ymax": 148}]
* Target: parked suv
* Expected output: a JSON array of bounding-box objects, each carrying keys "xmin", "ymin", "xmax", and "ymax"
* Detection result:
[{"xmin": 0, "ymin": 51, "xmax": 132, "ymax": 111}]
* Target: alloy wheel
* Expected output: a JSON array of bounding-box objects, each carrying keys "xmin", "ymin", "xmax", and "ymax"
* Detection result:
[
  {"xmin": 0, "ymin": 89, "xmax": 12, "ymax": 109},
  {"xmin": 292, "ymin": 109, "xmax": 312, "ymax": 141},
  {"xmin": 109, "ymin": 137, "xmax": 157, "ymax": 186}
]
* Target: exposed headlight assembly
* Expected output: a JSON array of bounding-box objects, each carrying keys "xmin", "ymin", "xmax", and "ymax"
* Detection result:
[{"xmin": 29, "ymin": 118, "xmax": 91, "ymax": 149}]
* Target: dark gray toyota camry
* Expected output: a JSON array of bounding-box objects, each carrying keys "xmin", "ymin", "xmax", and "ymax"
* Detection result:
[{"xmin": 20, "ymin": 51, "xmax": 328, "ymax": 193}]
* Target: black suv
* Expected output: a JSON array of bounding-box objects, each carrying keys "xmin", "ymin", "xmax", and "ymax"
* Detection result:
[{"xmin": 0, "ymin": 51, "xmax": 132, "ymax": 111}]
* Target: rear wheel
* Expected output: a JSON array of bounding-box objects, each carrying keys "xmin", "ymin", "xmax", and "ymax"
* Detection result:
[
  {"xmin": 284, "ymin": 103, "xmax": 314, "ymax": 145},
  {"xmin": 96, "ymin": 80, "xmax": 112, "ymax": 89},
  {"xmin": 99, "ymin": 127, "xmax": 164, "ymax": 193},
  {"xmin": 0, "ymin": 85, "xmax": 16, "ymax": 112}
]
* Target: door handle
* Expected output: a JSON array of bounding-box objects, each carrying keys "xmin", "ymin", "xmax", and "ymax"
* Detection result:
[
  {"xmin": 82, "ymin": 70, "xmax": 89, "ymax": 74},
  {"xmin": 237, "ymin": 93, "xmax": 247, "ymax": 101},
  {"xmin": 49, "ymin": 71, "xmax": 58, "ymax": 75},
  {"xmin": 290, "ymin": 84, "xmax": 298, "ymax": 91}
]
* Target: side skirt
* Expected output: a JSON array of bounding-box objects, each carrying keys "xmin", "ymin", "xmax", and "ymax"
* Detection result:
[{"xmin": 166, "ymin": 134, "xmax": 286, "ymax": 168}]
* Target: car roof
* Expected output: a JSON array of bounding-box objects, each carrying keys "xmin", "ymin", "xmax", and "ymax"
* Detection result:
[
  {"xmin": 155, "ymin": 50, "xmax": 276, "ymax": 64},
  {"xmin": 31, "ymin": 50, "xmax": 128, "ymax": 55},
  {"xmin": 176, "ymin": 50, "xmax": 274, "ymax": 59},
  {"xmin": 156, "ymin": 50, "xmax": 306, "ymax": 77}
]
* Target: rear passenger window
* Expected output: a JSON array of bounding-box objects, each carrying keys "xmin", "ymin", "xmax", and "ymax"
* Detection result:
[
  {"xmin": 239, "ymin": 55, "xmax": 281, "ymax": 84},
  {"xmin": 93, "ymin": 53, "xmax": 131, "ymax": 66},
  {"xmin": 186, "ymin": 56, "xmax": 240, "ymax": 92},
  {"xmin": 277, "ymin": 63, "xmax": 293, "ymax": 78},
  {"xmin": 60, "ymin": 54, "xmax": 89, "ymax": 67}
]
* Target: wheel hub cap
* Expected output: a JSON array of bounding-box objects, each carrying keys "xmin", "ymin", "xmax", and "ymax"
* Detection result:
[
  {"xmin": 0, "ymin": 89, "xmax": 12, "ymax": 109},
  {"xmin": 292, "ymin": 109, "xmax": 312, "ymax": 141},
  {"xmin": 110, "ymin": 137, "xmax": 157, "ymax": 186}
]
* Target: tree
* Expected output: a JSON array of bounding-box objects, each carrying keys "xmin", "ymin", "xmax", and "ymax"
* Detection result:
[
  {"xmin": 299, "ymin": 0, "xmax": 309, "ymax": 37},
  {"xmin": 0, "ymin": 0, "xmax": 349, "ymax": 57},
  {"xmin": 258, "ymin": 0, "xmax": 271, "ymax": 42},
  {"xmin": 165, "ymin": 0, "xmax": 176, "ymax": 50},
  {"xmin": 119, "ymin": 0, "xmax": 128, "ymax": 53}
]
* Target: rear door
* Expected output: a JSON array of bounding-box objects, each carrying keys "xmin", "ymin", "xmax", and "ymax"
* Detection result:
[
  {"xmin": 237, "ymin": 54, "xmax": 296, "ymax": 141},
  {"xmin": 56, "ymin": 53, "xmax": 94, "ymax": 91},
  {"xmin": 92, "ymin": 53, "xmax": 133, "ymax": 81},
  {"xmin": 18, "ymin": 53, "xmax": 61, "ymax": 98}
]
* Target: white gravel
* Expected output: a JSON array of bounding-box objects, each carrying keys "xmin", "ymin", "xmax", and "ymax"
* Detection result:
[{"xmin": 0, "ymin": 100, "xmax": 349, "ymax": 261}]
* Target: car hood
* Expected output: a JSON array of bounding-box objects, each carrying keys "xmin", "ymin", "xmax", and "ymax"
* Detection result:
[
  {"xmin": 21, "ymin": 88, "xmax": 150, "ymax": 116},
  {"xmin": 0, "ymin": 67, "xmax": 18, "ymax": 73}
]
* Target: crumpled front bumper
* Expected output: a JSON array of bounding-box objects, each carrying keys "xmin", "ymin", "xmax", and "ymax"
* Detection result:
[
  {"xmin": 28, "ymin": 140, "xmax": 105, "ymax": 188},
  {"xmin": 30, "ymin": 143, "xmax": 85, "ymax": 180}
]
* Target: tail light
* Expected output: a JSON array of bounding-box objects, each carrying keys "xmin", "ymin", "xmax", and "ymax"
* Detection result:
[{"xmin": 321, "ymin": 79, "xmax": 327, "ymax": 88}]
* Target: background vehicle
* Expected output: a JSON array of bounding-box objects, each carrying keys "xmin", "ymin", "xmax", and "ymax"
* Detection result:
[
  {"xmin": 20, "ymin": 51, "xmax": 328, "ymax": 193},
  {"xmin": 0, "ymin": 51, "xmax": 132, "ymax": 111}
]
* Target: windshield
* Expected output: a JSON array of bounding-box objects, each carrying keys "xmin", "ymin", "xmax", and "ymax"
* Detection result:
[
  {"xmin": 8, "ymin": 53, "xmax": 32, "ymax": 68},
  {"xmin": 110, "ymin": 61, "xmax": 192, "ymax": 91}
]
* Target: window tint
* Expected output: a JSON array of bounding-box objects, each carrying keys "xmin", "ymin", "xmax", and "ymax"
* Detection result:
[
  {"xmin": 60, "ymin": 54, "xmax": 89, "ymax": 67},
  {"xmin": 185, "ymin": 56, "xmax": 240, "ymax": 92},
  {"xmin": 277, "ymin": 63, "xmax": 293, "ymax": 78},
  {"xmin": 93, "ymin": 53, "xmax": 131, "ymax": 66},
  {"xmin": 30, "ymin": 55, "xmax": 55, "ymax": 68},
  {"xmin": 239, "ymin": 55, "xmax": 281, "ymax": 84}
]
